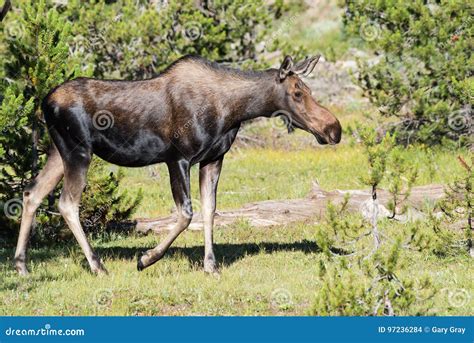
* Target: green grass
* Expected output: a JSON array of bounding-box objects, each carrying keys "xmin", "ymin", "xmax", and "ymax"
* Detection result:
[
  {"xmin": 0, "ymin": 141, "xmax": 471, "ymax": 316},
  {"xmin": 1, "ymin": 220, "xmax": 472, "ymax": 316}
]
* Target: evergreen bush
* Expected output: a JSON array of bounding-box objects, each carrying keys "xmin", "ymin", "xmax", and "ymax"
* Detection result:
[{"xmin": 341, "ymin": 0, "xmax": 473, "ymax": 147}]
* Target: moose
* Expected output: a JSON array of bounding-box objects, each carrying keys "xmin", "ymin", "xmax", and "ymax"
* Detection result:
[{"xmin": 13, "ymin": 54, "xmax": 341, "ymax": 275}]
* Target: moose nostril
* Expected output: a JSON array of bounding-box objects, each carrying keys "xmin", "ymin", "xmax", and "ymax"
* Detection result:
[
  {"xmin": 331, "ymin": 129, "xmax": 341, "ymax": 143},
  {"xmin": 327, "ymin": 123, "xmax": 341, "ymax": 144}
]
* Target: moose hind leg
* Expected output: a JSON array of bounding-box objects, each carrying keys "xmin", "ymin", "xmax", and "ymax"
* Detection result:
[
  {"xmin": 59, "ymin": 157, "xmax": 107, "ymax": 275},
  {"xmin": 199, "ymin": 158, "xmax": 223, "ymax": 274},
  {"xmin": 14, "ymin": 145, "xmax": 64, "ymax": 275},
  {"xmin": 138, "ymin": 160, "xmax": 192, "ymax": 270}
]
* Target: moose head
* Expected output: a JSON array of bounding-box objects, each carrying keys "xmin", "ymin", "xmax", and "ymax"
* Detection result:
[{"xmin": 273, "ymin": 55, "xmax": 342, "ymax": 145}]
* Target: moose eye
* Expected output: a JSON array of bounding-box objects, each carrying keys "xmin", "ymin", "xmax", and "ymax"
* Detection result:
[{"xmin": 294, "ymin": 91, "xmax": 303, "ymax": 100}]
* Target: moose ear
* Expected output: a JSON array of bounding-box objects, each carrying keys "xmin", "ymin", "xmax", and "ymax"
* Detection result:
[
  {"xmin": 279, "ymin": 55, "xmax": 294, "ymax": 81},
  {"xmin": 292, "ymin": 55, "xmax": 320, "ymax": 77}
]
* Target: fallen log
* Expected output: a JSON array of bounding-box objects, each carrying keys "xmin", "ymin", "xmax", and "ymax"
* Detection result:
[{"xmin": 135, "ymin": 184, "xmax": 446, "ymax": 234}]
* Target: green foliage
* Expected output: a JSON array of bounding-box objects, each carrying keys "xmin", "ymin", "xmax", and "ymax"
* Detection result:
[
  {"xmin": 403, "ymin": 216, "xmax": 459, "ymax": 257},
  {"xmin": 368, "ymin": 240, "xmax": 430, "ymax": 316},
  {"xmin": 342, "ymin": 0, "xmax": 473, "ymax": 146},
  {"xmin": 386, "ymin": 148, "xmax": 418, "ymax": 217},
  {"xmin": 356, "ymin": 125, "xmax": 396, "ymax": 191},
  {"xmin": 311, "ymin": 241, "xmax": 436, "ymax": 316},
  {"xmin": 402, "ymin": 156, "xmax": 473, "ymax": 258},
  {"xmin": 312, "ymin": 200, "xmax": 437, "ymax": 316},
  {"xmin": 1, "ymin": 0, "xmax": 82, "ymax": 242},
  {"xmin": 80, "ymin": 159, "xmax": 143, "ymax": 236},
  {"xmin": 0, "ymin": 0, "xmax": 140, "ymax": 244},
  {"xmin": 352, "ymin": 124, "xmax": 418, "ymax": 217},
  {"xmin": 59, "ymin": 0, "xmax": 291, "ymax": 79},
  {"xmin": 1, "ymin": 0, "xmax": 79, "ymax": 176},
  {"xmin": 310, "ymin": 130, "xmax": 444, "ymax": 316},
  {"xmin": 314, "ymin": 195, "xmax": 366, "ymax": 257},
  {"xmin": 310, "ymin": 143, "xmax": 468, "ymax": 316},
  {"xmin": 312, "ymin": 258, "xmax": 373, "ymax": 315},
  {"xmin": 437, "ymin": 156, "xmax": 473, "ymax": 255}
]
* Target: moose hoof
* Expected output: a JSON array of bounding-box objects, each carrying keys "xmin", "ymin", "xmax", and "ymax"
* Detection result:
[
  {"xmin": 137, "ymin": 249, "xmax": 165, "ymax": 271},
  {"xmin": 137, "ymin": 251, "xmax": 152, "ymax": 271},
  {"xmin": 93, "ymin": 265, "xmax": 108, "ymax": 276},
  {"xmin": 91, "ymin": 259, "xmax": 108, "ymax": 276},
  {"xmin": 15, "ymin": 263, "xmax": 29, "ymax": 276},
  {"xmin": 204, "ymin": 257, "xmax": 218, "ymax": 274},
  {"xmin": 137, "ymin": 255, "xmax": 145, "ymax": 271}
]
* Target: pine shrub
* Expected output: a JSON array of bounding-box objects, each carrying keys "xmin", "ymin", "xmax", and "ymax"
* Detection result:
[
  {"xmin": 341, "ymin": 0, "xmax": 473, "ymax": 147},
  {"xmin": 0, "ymin": 1, "xmax": 140, "ymax": 245}
]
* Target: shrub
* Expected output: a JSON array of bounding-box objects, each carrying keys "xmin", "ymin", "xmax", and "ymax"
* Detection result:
[
  {"xmin": 312, "ymin": 258, "xmax": 373, "ymax": 316},
  {"xmin": 311, "ymin": 200, "xmax": 438, "ymax": 316},
  {"xmin": 403, "ymin": 217, "xmax": 459, "ymax": 257},
  {"xmin": 341, "ymin": 0, "xmax": 473, "ymax": 147},
  {"xmin": 311, "ymin": 129, "xmax": 439, "ymax": 316},
  {"xmin": 80, "ymin": 159, "xmax": 142, "ymax": 237},
  {"xmin": 1, "ymin": 0, "xmax": 81, "ymax": 244},
  {"xmin": 310, "ymin": 241, "xmax": 436, "ymax": 316},
  {"xmin": 60, "ymin": 0, "xmax": 295, "ymax": 79},
  {"xmin": 0, "ymin": 0, "xmax": 140, "ymax": 245},
  {"xmin": 437, "ymin": 156, "xmax": 473, "ymax": 256},
  {"xmin": 403, "ymin": 155, "xmax": 473, "ymax": 258}
]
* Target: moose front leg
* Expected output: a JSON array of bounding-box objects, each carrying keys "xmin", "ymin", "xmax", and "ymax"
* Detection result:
[
  {"xmin": 199, "ymin": 158, "xmax": 223, "ymax": 274},
  {"xmin": 137, "ymin": 160, "xmax": 192, "ymax": 271}
]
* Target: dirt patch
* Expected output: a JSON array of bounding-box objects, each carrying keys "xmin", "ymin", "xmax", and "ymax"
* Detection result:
[{"xmin": 136, "ymin": 184, "xmax": 445, "ymax": 234}]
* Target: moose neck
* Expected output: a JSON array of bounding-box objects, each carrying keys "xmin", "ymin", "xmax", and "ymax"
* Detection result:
[{"xmin": 217, "ymin": 71, "xmax": 279, "ymax": 125}]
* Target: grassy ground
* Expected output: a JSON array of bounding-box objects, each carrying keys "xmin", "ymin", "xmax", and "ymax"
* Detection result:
[
  {"xmin": 1, "ymin": 0, "xmax": 472, "ymax": 317},
  {"xmin": 0, "ymin": 141, "xmax": 472, "ymax": 316},
  {"xmin": 1, "ymin": 218, "xmax": 472, "ymax": 316}
]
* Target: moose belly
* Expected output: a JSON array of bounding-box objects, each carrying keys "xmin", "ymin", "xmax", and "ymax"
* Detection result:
[{"xmin": 91, "ymin": 129, "xmax": 171, "ymax": 167}]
